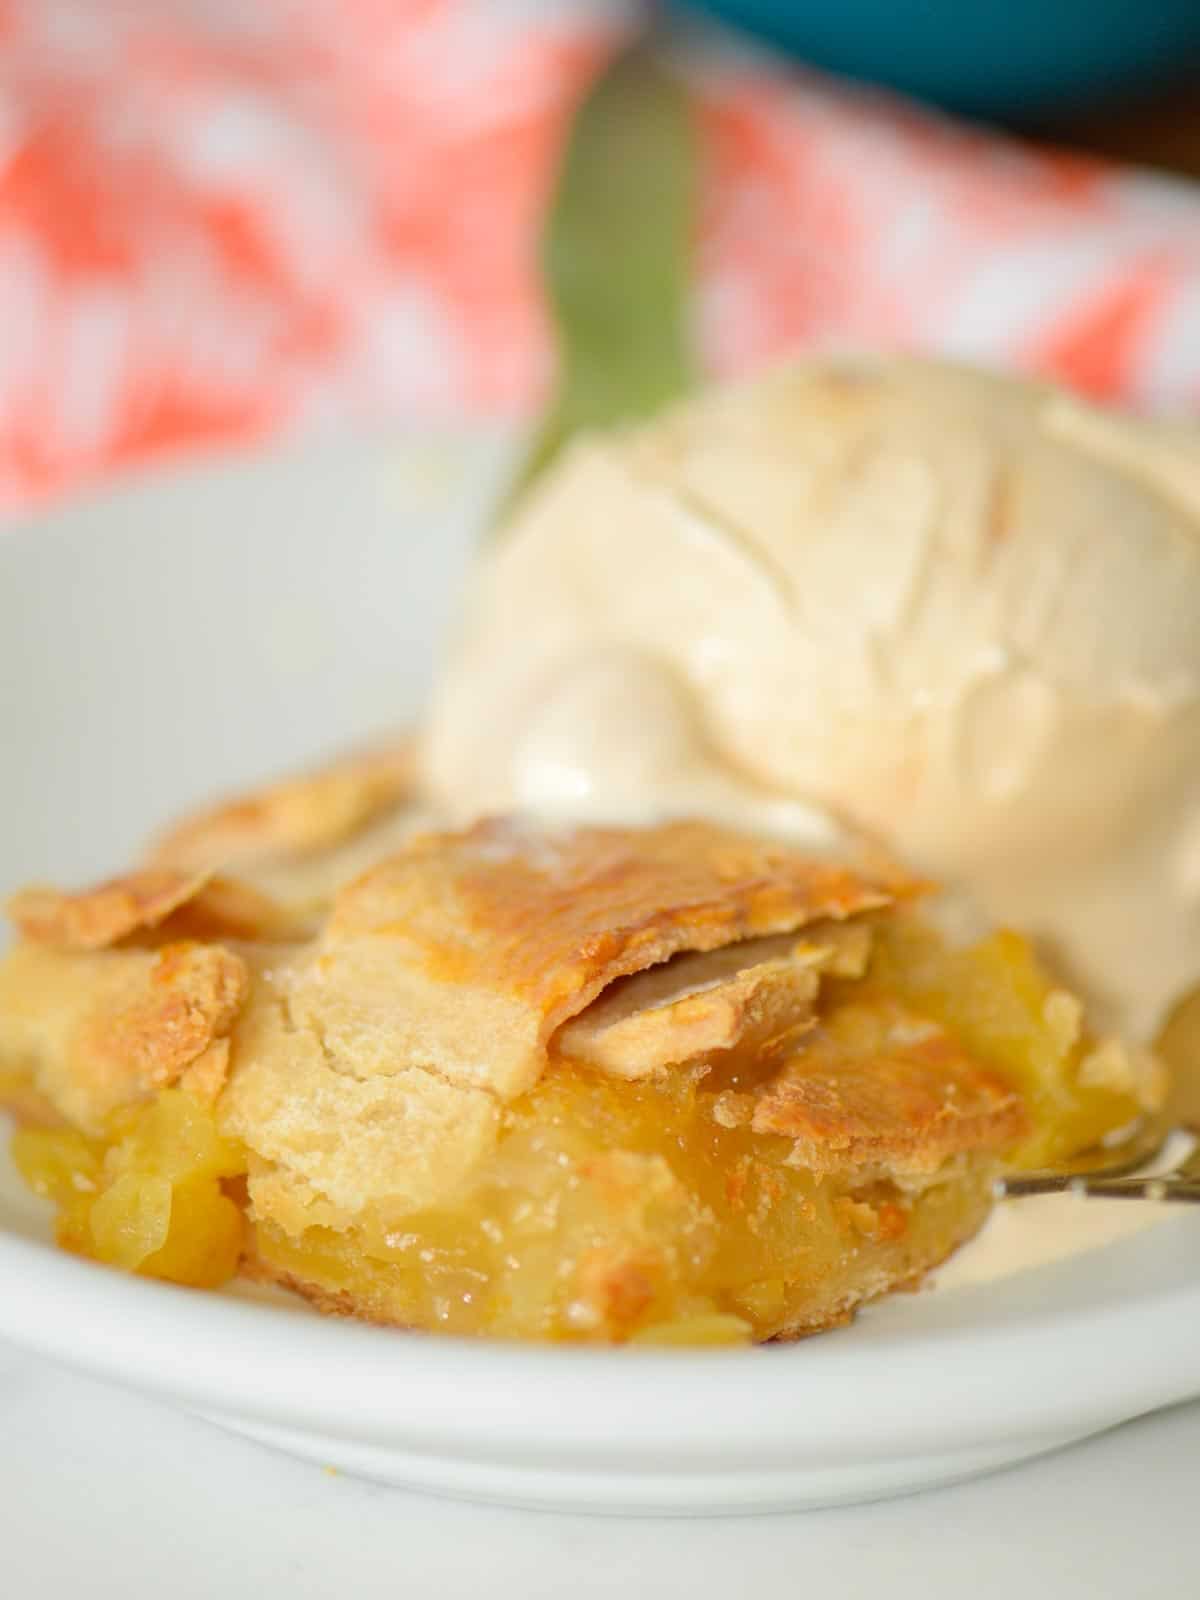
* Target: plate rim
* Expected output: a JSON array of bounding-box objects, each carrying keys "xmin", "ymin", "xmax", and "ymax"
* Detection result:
[{"xmin": 2, "ymin": 1214, "xmax": 1200, "ymax": 1468}]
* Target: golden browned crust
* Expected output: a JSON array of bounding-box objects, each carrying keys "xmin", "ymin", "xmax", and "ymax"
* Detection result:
[
  {"xmin": 86, "ymin": 941, "xmax": 246, "ymax": 1081},
  {"xmin": 7, "ymin": 870, "xmax": 213, "ymax": 950},
  {"xmin": 0, "ymin": 938, "xmax": 250, "ymax": 1131},
  {"xmin": 358, "ymin": 816, "xmax": 907, "ymax": 1005},
  {"xmin": 304, "ymin": 816, "xmax": 909, "ymax": 1100},
  {"xmin": 149, "ymin": 737, "xmax": 415, "ymax": 871},
  {"xmin": 751, "ymin": 1001, "xmax": 1027, "ymax": 1176},
  {"xmin": 6, "ymin": 868, "xmax": 310, "ymax": 950}
]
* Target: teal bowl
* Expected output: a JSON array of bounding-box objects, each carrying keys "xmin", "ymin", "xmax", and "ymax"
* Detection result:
[{"xmin": 685, "ymin": 0, "xmax": 1200, "ymax": 118}]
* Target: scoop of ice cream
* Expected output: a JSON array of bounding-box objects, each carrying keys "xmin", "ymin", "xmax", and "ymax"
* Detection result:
[{"xmin": 424, "ymin": 356, "xmax": 1200, "ymax": 1037}]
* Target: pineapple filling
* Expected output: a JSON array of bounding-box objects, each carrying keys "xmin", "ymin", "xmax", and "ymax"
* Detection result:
[{"xmin": 6, "ymin": 917, "xmax": 1149, "ymax": 1343}]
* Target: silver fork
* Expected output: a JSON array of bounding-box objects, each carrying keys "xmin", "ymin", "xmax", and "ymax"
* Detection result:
[
  {"xmin": 1003, "ymin": 990, "xmax": 1200, "ymax": 1203},
  {"xmin": 1002, "ymin": 1115, "xmax": 1200, "ymax": 1202}
]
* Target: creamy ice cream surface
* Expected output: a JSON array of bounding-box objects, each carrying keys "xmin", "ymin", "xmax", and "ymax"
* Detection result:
[{"xmin": 425, "ymin": 356, "xmax": 1200, "ymax": 1038}]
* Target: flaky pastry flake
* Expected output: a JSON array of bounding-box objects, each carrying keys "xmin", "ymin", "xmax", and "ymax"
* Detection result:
[
  {"xmin": 8, "ymin": 869, "xmax": 213, "ymax": 950},
  {"xmin": 150, "ymin": 737, "xmax": 414, "ymax": 871},
  {"xmin": 0, "ymin": 939, "xmax": 249, "ymax": 1131},
  {"xmin": 557, "ymin": 930, "xmax": 837, "ymax": 1079},
  {"xmin": 753, "ymin": 1000, "xmax": 1026, "ymax": 1176},
  {"xmin": 6, "ymin": 867, "xmax": 309, "ymax": 950}
]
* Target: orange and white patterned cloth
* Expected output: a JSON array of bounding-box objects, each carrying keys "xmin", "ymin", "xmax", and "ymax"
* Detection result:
[{"xmin": 3, "ymin": 0, "xmax": 1200, "ymax": 513}]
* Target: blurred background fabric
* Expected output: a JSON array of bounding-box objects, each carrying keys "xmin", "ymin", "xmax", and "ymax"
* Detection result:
[{"xmin": 2, "ymin": 0, "xmax": 1200, "ymax": 514}]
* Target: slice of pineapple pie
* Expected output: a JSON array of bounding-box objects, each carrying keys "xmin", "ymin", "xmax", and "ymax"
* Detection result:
[{"xmin": 0, "ymin": 816, "xmax": 1160, "ymax": 1344}]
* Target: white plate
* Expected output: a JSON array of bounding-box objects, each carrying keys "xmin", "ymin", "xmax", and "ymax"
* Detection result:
[{"xmin": 2, "ymin": 435, "xmax": 1200, "ymax": 1516}]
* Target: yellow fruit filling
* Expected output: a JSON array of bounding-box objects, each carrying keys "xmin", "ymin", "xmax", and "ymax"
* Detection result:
[
  {"xmin": 861, "ymin": 918, "xmax": 1152, "ymax": 1168},
  {"xmin": 14, "ymin": 1091, "xmax": 244, "ymax": 1288},
  {"xmin": 3, "ymin": 917, "xmax": 1152, "ymax": 1343},
  {"xmin": 250, "ymin": 1059, "xmax": 998, "ymax": 1343}
]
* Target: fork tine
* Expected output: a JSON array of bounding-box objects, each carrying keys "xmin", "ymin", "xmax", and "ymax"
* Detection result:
[
  {"xmin": 1001, "ymin": 1168, "xmax": 1200, "ymax": 1203},
  {"xmin": 1068, "ymin": 1176, "xmax": 1200, "ymax": 1204},
  {"xmin": 1002, "ymin": 1112, "xmax": 1174, "ymax": 1197}
]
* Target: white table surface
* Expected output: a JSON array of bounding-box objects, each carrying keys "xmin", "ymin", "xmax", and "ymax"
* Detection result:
[{"xmin": 2, "ymin": 1342, "xmax": 1195, "ymax": 1598}]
